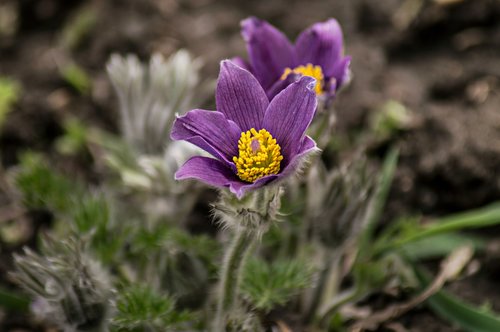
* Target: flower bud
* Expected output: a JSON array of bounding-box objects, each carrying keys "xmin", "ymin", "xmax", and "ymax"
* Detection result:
[
  {"xmin": 12, "ymin": 237, "xmax": 112, "ymax": 332},
  {"xmin": 308, "ymin": 157, "xmax": 376, "ymax": 249},
  {"xmin": 106, "ymin": 50, "xmax": 204, "ymax": 155}
]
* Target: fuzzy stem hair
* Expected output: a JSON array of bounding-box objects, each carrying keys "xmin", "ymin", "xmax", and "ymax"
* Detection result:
[{"xmin": 213, "ymin": 225, "xmax": 257, "ymax": 331}]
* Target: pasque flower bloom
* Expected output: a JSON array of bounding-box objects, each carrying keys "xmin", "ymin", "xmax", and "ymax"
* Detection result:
[
  {"xmin": 171, "ymin": 60, "xmax": 318, "ymax": 198},
  {"xmin": 234, "ymin": 17, "xmax": 351, "ymax": 102}
]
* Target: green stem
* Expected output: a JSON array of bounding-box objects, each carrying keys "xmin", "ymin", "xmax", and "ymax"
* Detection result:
[
  {"xmin": 304, "ymin": 250, "xmax": 338, "ymax": 323},
  {"xmin": 318, "ymin": 286, "xmax": 365, "ymax": 326},
  {"xmin": 319, "ymin": 253, "xmax": 342, "ymax": 313},
  {"xmin": 213, "ymin": 226, "xmax": 256, "ymax": 331},
  {"xmin": 357, "ymin": 148, "xmax": 398, "ymax": 260}
]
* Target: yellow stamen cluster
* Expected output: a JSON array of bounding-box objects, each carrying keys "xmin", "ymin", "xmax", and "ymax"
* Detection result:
[
  {"xmin": 280, "ymin": 63, "xmax": 324, "ymax": 95},
  {"xmin": 233, "ymin": 128, "xmax": 283, "ymax": 183}
]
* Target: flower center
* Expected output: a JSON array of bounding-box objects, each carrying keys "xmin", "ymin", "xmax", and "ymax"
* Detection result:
[
  {"xmin": 280, "ymin": 63, "xmax": 324, "ymax": 95},
  {"xmin": 232, "ymin": 128, "xmax": 283, "ymax": 183}
]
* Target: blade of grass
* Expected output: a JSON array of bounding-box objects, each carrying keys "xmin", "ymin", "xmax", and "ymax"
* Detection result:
[
  {"xmin": 415, "ymin": 267, "xmax": 500, "ymax": 332},
  {"xmin": 399, "ymin": 233, "xmax": 486, "ymax": 261},
  {"xmin": 60, "ymin": 63, "xmax": 91, "ymax": 95},
  {"xmin": 0, "ymin": 286, "xmax": 30, "ymax": 312},
  {"xmin": 358, "ymin": 148, "xmax": 399, "ymax": 258},
  {"xmin": 381, "ymin": 203, "xmax": 500, "ymax": 252}
]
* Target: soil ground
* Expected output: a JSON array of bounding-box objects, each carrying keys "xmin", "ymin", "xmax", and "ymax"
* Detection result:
[{"xmin": 1, "ymin": 0, "xmax": 500, "ymax": 331}]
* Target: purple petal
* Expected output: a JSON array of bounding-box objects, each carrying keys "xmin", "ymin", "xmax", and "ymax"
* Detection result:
[
  {"xmin": 265, "ymin": 74, "xmax": 297, "ymax": 101},
  {"xmin": 295, "ymin": 19, "xmax": 345, "ymax": 78},
  {"xmin": 230, "ymin": 57, "xmax": 252, "ymax": 72},
  {"xmin": 321, "ymin": 56, "xmax": 351, "ymax": 106},
  {"xmin": 216, "ymin": 60, "xmax": 269, "ymax": 132},
  {"xmin": 171, "ymin": 109, "xmax": 241, "ymax": 167},
  {"xmin": 319, "ymin": 77, "xmax": 338, "ymax": 108},
  {"xmin": 230, "ymin": 174, "xmax": 279, "ymax": 198},
  {"xmin": 175, "ymin": 156, "xmax": 278, "ymax": 199},
  {"xmin": 331, "ymin": 55, "xmax": 351, "ymax": 90},
  {"xmin": 262, "ymin": 76, "xmax": 317, "ymax": 167},
  {"xmin": 278, "ymin": 136, "xmax": 318, "ymax": 178},
  {"xmin": 241, "ymin": 17, "xmax": 297, "ymax": 90},
  {"xmin": 176, "ymin": 156, "xmax": 239, "ymax": 187}
]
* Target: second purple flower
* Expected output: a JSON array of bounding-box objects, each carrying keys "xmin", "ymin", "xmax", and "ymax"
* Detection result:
[{"xmin": 235, "ymin": 17, "xmax": 351, "ymax": 103}]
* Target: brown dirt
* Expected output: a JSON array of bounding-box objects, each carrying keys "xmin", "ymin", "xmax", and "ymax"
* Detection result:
[{"xmin": 1, "ymin": 0, "xmax": 500, "ymax": 331}]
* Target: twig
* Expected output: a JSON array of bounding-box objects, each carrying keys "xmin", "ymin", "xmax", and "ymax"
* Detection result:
[{"xmin": 350, "ymin": 245, "xmax": 473, "ymax": 331}]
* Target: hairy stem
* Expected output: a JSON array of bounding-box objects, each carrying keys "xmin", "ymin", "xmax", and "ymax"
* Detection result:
[{"xmin": 213, "ymin": 226, "xmax": 256, "ymax": 331}]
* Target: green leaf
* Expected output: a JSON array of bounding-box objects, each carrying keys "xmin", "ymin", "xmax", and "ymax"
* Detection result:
[
  {"xmin": 55, "ymin": 117, "xmax": 89, "ymax": 155},
  {"xmin": 15, "ymin": 152, "xmax": 81, "ymax": 212},
  {"xmin": 0, "ymin": 286, "xmax": 30, "ymax": 312},
  {"xmin": 126, "ymin": 223, "xmax": 218, "ymax": 303},
  {"xmin": 60, "ymin": 63, "xmax": 91, "ymax": 94},
  {"xmin": 61, "ymin": 6, "xmax": 97, "ymax": 50},
  {"xmin": 415, "ymin": 268, "xmax": 500, "ymax": 332},
  {"xmin": 14, "ymin": 153, "xmax": 124, "ymax": 264},
  {"xmin": 72, "ymin": 193, "xmax": 109, "ymax": 234},
  {"xmin": 383, "ymin": 203, "xmax": 500, "ymax": 251},
  {"xmin": 399, "ymin": 233, "xmax": 486, "ymax": 261},
  {"xmin": 112, "ymin": 285, "xmax": 194, "ymax": 331},
  {"xmin": 0, "ymin": 76, "xmax": 20, "ymax": 129},
  {"xmin": 241, "ymin": 258, "xmax": 314, "ymax": 313},
  {"xmin": 72, "ymin": 193, "xmax": 126, "ymax": 264},
  {"xmin": 370, "ymin": 100, "xmax": 412, "ymax": 141},
  {"xmin": 130, "ymin": 223, "xmax": 219, "ymax": 272},
  {"xmin": 87, "ymin": 128, "xmax": 140, "ymax": 173}
]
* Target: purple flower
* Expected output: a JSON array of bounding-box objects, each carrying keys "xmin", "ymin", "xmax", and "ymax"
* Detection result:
[
  {"xmin": 171, "ymin": 60, "xmax": 318, "ymax": 198},
  {"xmin": 235, "ymin": 17, "xmax": 351, "ymax": 103}
]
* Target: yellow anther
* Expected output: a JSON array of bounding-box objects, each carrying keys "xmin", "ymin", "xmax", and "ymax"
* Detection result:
[
  {"xmin": 232, "ymin": 128, "xmax": 283, "ymax": 183},
  {"xmin": 280, "ymin": 63, "xmax": 324, "ymax": 95}
]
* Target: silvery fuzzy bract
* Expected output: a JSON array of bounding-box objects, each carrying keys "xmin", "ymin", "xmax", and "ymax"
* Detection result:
[
  {"xmin": 307, "ymin": 157, "xmax": 375, "ymax": 249},
  {"xmin": 12, "ymin": 238, "xmax": 112, "ymax": 332},
  {"xmin": 106, "ymin": 50, "xmax": 204, "ymax": 155},
  {"xmin": 105, "ymin": 50, "xmax": 208, "ymax": 212}
]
